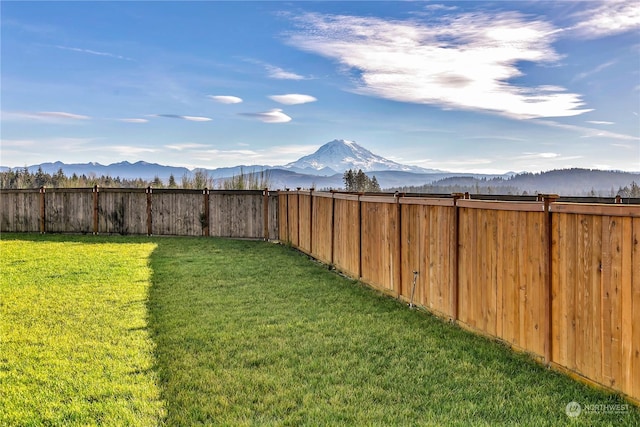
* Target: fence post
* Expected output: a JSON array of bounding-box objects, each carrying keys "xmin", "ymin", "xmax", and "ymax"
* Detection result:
[
  {"xmin": 203, "ymin": 188, "xmax": 210, "ymax": 237},
  {"xmin": 146, "ymin": 186, "xmax": 153, "ymax": 236},
  {"xmin": 92, "ymin": 185, "xmax": 99, "ymax": 234},
  {"xmin": 39, "ymin": 186, "xmax": 46, "ymax": 234},
  {"xmin": 309, "ymin": 188, "xmax": 314, "ymax": 253},
  {"xmin": 330, "ymin": 191, "xmax": 335, "ymax": 266},
  {"xmin": 542, "ymin": 194, "xmax": 558, "ymax": 365},
  {"xmin": 296, "ymin": 188, "xmax": 301, "ymax": 246},
  {"xmin": 263, "ymin": 188, "xmax": 269, "ymax": 241},
  {"xmin": 358, "ymin": 193, "xmax": 363, "ymax": 279},
  {"xmin": 451, "ymin": 193, "xmax": 464, "ymax": 321},
  {"xmin": 395, "ymin": 192, "xmax": 403, "ymax": 296}
]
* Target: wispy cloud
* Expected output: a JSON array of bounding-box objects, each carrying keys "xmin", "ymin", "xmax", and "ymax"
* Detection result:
[
  {"xmin": 515, "ymin": 152, "xmax": 562, "ymax": 160},
  {"xmin": 208, "ymin": 95, "xmax": 243, "ymax": 104},
  {"xmin": 239, "ymin": 109, "xmax": 292, "ymax": 123},
  {"xmin": 585, "ymin": 120, "xmax": 615, "ymax": 125},
  {"xmin": 533, "ymin": 119, "xmax": 640, "ymax": 140},
  {"xmin": 269, "ymin": 94, "xmax": 317, "ymax": 105},
  {"xmin": 265, "ymin": 64, "xmax": 306, "ymax": 80},
  {"xmin": 287, "ymin": 12, "xmax": 590, "ymax": 119},
  {"xmin": 572, "ymin": 60, "xmax": 616, "ymax": 82},
  {"xmin": 117, "ymin": 118, "xmax": 149, "ymax": 123},
  {"xmin": 54, "ymin": 45, "xmax": 133, "ymax": 61},
  {"xmin": 567, "ymin": 0, "xmax": 640, "ymax": 39},
  {"xmin": 152, "ymin": 114, "xmax": 212, "ymax": 122},
  {"xmin": 165, "ymin": 143, "xmax": 210, "ymax": 151},
  {"xmin": 2, "ymin": 111, "xmax": 90, "ymax": 121}
]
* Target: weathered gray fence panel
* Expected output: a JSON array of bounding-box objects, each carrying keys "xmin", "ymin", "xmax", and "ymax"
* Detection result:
[
  {"xmin": 98, "ymin": 189, "xmax": 147, "ymax": 235},
  {"xmin": 153, "ymin": 190, "xmax": 204, "ymax": 236},
  {"xmin": 1, "ymin": 188, "xmax": 278, "ymax": 239},
  {"xmin": 45, "ymin": 189, "xmax": 93, "ymax": 234},
  {"xmin": 0, "ymin": 190, "xmax": 40, "ymax": 232},
  {"xmin": 209, "ymin": 190, "xmax": 264, "ymax": 238}
]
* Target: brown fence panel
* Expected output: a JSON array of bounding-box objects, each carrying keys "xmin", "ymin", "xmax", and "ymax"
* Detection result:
[
  {"xmin": 551, "ymin": 203, "xmax": 640, "ymax": 399},
  {"xmin": 267, "ymin": 193, "xmax": 279, "ymax": 240},
  {"xmin": 287, "ymin": 193, "xmax": 300, "ymax": 247},
  {"xmin": 400, "ymin": 198, "xmax": 456, "ymax": 317},
  {"xmin": 298, "ymin": 192, "xmax": 312, "ymax": 254},
  {"xmin": 360, "ymin": 196, "xmax": 400, "ymax": 294},
  {"xmin": 278, "ymin": 192, "xmax": 289, "ymax": 242},
  {"xmin": 97, "ymin": 188, "xmax": 148, "ymax": 235},
  {"xmin": 45, "ymin": 189, "xmax": 93, "ymax": 234},
  {"xmin": 209, "ymin": 190, "xmax": 264, "ymax": 238},
  {"xmin": 153, "ymin": 190, "xmax": 204, "ymax": 236},
  {"xmin": 332, "ymin": 194, "xmax": 361, "ymax": 279},
  {"xmin": 311, "ymin": 193, "xmax": 334, "ymax": 264},
  {"xmin": 457, "ymin": 200, "xmax": 547, "ymax": 358},
  {"xmin": 0, "ymin": 190, "xmax": 40, "ymax": 232}
]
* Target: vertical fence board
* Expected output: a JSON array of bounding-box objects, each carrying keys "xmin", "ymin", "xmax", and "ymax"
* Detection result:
[
  {"xmin": 298, "ymin": 193, "xmax": 312, "ymax": 253},
  {"xmin": 311, "ymin": 194, "xmax": 334, "ymax": 264}
]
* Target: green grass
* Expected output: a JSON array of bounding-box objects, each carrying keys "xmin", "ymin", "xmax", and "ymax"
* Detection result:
[
  {"xmin": 0, "ymin": 234, "xmax": 164, "ymax": 426},
  {"xmin": 1, "ymin": 234, "xmax": 638, "ymax": 426},
  {"xmin": 147, "ymin": 237, "xmax": 640, "ymax": 426}
]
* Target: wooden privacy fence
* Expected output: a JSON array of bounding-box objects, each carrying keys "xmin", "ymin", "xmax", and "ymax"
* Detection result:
[
  {"xmin": 0, "ymin": 187, "xmax": 279, "ymax": 239},
  {"xmin": 279, "ymin": 190, "xmax": 640, "ymax": 404}
]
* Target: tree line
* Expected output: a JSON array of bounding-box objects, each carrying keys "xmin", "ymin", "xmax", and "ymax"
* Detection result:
[
  {"xmin": 0, "ymin": 167, "xmax": 271, "ymax": 190},
  {"xmin": 342, "ymin": 169, "xmax": 381, "ymax": 192}
]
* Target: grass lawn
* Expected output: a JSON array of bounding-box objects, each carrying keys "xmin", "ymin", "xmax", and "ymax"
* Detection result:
[
  {"xmin": 0, "ymin": 234, "xmax": 165, "ymax": 426},
  {"xmin": 2, "ymin": 234, "xmax": 638, "ymax": 426}
]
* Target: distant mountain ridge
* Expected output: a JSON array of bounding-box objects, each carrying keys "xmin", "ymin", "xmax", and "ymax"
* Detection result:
[{"xmin": 3, "ymin": 139, "xmax": 639, "ymax": 195}]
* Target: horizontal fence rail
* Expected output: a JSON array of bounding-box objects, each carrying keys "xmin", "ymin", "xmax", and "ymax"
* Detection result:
[
  {"xmin": 278, "ymin": 190, "xmax": 640, "ymax": 404},
  {"xmin": 0, "ymin": 187, "xmax": 279, "ymax": 240}
]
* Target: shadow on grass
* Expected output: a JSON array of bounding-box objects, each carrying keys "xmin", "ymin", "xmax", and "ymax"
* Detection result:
[{"xmin": 146, "ymin": 237, "xmax": 640, "ymax": 426}]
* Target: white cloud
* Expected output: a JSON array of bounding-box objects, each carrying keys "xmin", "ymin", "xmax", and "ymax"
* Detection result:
[
  {"xmin": 568, "ymin": 0, "xmax": 640, "ymax": 39},
  {"xmin": 118, "ymin": 118, "xmax": 149, "ymax": 123},
  {"xmin": 152, "ymin": 114, "xmax": 212, "ymax": 122},
  {"xmin": 240, "ymin": 109, "xmax": 292, "ymax": 123},
  {"xmin": 269, "ymin": 94, "xmax": 318, "ymax": 105},
  {"xmin": 208, "ymin": 95, "xmax": 243, "ymax": 104},
  {"xmin": 265, "ymin": 64, "xmax": 305, "ymax": 80},
  {"xmin": 287, "ymin": 12, "xmax": 591, "ymax": 119},
  {"xmin": 165, "ymin": 143, "xmax": 209, "ymax": 151},
  {"xmin": 586, "ymin": 120, "xmax": 615, "ymax": 125},
  {"xmin": 516, "ymin": 152, "xmax": 561, "ymax": 160}
]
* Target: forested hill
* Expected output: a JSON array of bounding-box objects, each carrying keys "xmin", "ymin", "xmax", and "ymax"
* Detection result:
[{"xmin": 391, "ymin": 168, "xmax": 640, "ymax": 197}]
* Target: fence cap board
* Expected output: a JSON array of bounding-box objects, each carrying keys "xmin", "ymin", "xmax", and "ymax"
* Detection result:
[
  {"xmin": 550, "ymin": 202, "xmax": 640, "ymax": 217},
  {"xmin": 399, "ymin": 197, "xmax": 455, "ymax": 207},
  {"xmin": 360, "ymin": 195, "xmax": 398, "ymax": 204},
  {"xmin": 457, "ymin": 199, "xmax": 545, "ymax": 212},
  {"xmin": 332, "ymin": 193, "xmax": 361, "ymax": 201},
  {"xmin": 311, "ymin": 192, "xmax": 336, "ymax": 199}
]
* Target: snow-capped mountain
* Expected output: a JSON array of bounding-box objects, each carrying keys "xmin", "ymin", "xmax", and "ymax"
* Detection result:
[{"xmin": 282, "ymin": 139, "xmax": 434, "ymax": 175}]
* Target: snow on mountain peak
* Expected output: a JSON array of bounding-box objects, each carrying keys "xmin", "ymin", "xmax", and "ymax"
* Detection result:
[{"xmin": 283, "ymin": 139, "xmax": 425, "ymax": 174}]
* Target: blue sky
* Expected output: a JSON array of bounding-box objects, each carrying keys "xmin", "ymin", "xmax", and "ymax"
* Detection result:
[{"xmin": 1, "ymin": 1, "xmax": 639, "ymax": 173}]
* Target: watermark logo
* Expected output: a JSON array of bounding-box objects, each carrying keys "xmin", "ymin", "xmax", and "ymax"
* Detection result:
[
  {"xmin": 565, "ymin": 401, "xmax": 581, "ymax": 418},
  {"xmin": 565, "ymin": 401, "xmax": 629, "ymax": 418}
]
